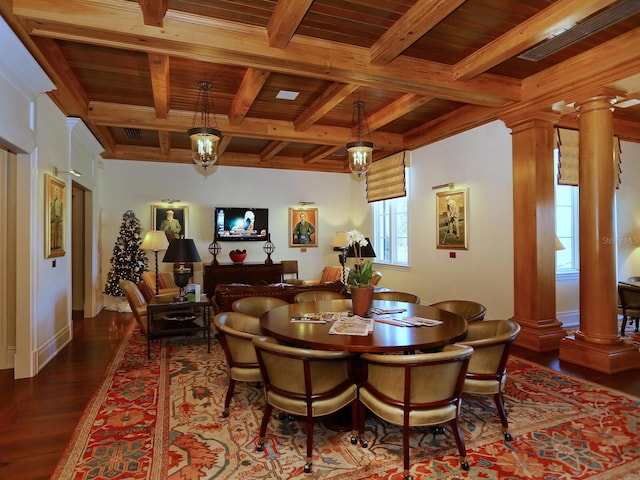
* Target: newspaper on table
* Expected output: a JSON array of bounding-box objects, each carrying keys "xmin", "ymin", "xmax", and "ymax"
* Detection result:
[
  {"xmin": 377, "ymin": 316, "xmax": 443, "ymax": 327},
  {"xmin": 290, "ymin": 311, "xmax": 346, "ymax": 323},
  {"xmin": 329, "ymin": 315, "xmax": 374, "ymax": 336}
]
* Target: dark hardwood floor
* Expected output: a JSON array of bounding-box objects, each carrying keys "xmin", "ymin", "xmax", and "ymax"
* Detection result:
[{"xmin": 0, "ymin": 310, "xmax": 637, "ymax": 480}]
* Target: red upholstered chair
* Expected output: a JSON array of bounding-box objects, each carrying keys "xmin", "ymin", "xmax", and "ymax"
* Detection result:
[{"xmin": 300, "ymin": 266, "xmax": 348, "ymax": 286}]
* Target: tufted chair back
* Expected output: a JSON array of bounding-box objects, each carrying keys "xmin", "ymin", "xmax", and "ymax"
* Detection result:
[
  {"xmin": 430, "ymin": 300, "xmax": 487, "ymax": 322},
  {"xmin": 214, "ymin": 312, "xmax": 265, "ymax": 417},
  {"xmin": 231, "ymin": 296, "xmax": 289, "ymax": 318},
  {"xmin": 119, "ymin": 280, "xmax": 148, "ymax": 334},
  {"xmin": 252, "ymin": 336, "xmax": 360, "ymax": 474},
  {"xmin": 358, "ymin": 344, "xmax": 474, "ymax": 477},
  {"xmin": 372, "ymin": 290, "xmax": 420, "ymax": 304},
  {"xmin": 293, "ymin": 290, "xmax": 347, "ymax": 303},
  {"xmin": 458, "ymin": 319, "xmax": 521, "ymax": 442}
]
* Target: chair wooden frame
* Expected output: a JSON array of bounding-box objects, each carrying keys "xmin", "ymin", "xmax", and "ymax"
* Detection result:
[{"xmin": 372, "ymin": 291, "xmax": 420, "ymax": 304}]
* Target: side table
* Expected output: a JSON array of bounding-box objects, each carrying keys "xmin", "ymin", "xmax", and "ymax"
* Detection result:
[{"xmin": 146, "ymin": 295, "xmax": 212, "ymax": 358}]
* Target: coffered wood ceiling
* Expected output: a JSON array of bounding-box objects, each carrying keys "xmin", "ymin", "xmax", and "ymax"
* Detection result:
[{"xmin": 2, "ymin": 0, "xmax": 640, "ymax": 173}]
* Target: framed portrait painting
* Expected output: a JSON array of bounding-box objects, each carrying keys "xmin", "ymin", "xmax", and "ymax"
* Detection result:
[
  {"xmin": 289, "ymin": 207, "xmax": 318, "ymax": 247},
  {"xmin": 45, "ymin": 174, "xmax": 66, "ymax": 258},
  {"xmin": 436, "ymin": 188, "xmax": 468, "ymax": 250},
  {"xmin": 152, "ymin": 205, "xmax": 188, "ymax": 242}
]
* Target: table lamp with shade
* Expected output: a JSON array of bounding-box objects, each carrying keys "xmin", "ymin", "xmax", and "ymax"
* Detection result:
[
  {"xmin": 162, "ymin": 238, "xmax": 202, "ymax": 302},
  {"xmin": 140, "ymin": 230, "xmax": 169, "ymax": 296},
  {"xmin": 346, "ymin": 237, "xmax": 376, "ymax": 266}
]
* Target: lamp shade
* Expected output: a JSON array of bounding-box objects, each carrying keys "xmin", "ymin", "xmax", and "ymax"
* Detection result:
[
  {"xmin": 331, "ymin": 231, "xmax": 349, "ymax": 250},
  {"xmin": 140, "ymin": 230, "xmax": 169, "ymax": 251},
  {"xmin": 162, "ymin": 238, "xmax": 202, "ymax": 263},
  {"xmin": 346, "ymin": 237, "xmax": 376, "ymax": 258},
  {"xmin": 555, "ymin": 235, "xmax": 565, "ymax": 251}
]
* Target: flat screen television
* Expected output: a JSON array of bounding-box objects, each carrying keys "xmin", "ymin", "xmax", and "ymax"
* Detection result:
[{"xmin": 215, "ymin": 207, "xmax": 269, "ymax": 241}]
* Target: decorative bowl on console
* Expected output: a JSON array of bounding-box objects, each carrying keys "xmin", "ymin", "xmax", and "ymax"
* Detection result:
[{"xmin": 229, "ymin": 250, "xmax": 247, "ymax": 264}]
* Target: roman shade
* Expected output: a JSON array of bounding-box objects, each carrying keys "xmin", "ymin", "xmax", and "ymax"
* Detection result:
[
  {"xmin": 555, "ymin": 128, "xmax": 621, "ymax": 188},
  {"xmin": 366, "ymin": 150, "xmax": 408, "ymax": 203}
]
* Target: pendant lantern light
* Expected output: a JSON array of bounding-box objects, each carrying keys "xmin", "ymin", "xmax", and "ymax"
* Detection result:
[
  {"xmin": 188, "ymin": 81, "xmax": 222, "ymax": 170},
  {"xmin": 346, "ymin": 101, "xmax": 374, "ymax": 176}
]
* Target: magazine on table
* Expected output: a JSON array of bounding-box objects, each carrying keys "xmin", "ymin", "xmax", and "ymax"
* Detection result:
[{"xmin": 329, "ymin": 315, "xmax": 374, "ymax": 336}]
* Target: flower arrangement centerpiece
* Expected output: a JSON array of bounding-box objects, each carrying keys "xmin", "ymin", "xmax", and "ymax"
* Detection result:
[{"xmin": 346, "ymin": 229, "xmax": 374, "ymax": 287}]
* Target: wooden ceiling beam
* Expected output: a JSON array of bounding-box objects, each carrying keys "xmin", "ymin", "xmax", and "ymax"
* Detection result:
[
  {"xmin": 370, "ymin": 0, "xmax": 464, "ymax": 66},
  {"xmin": 228, "ymin": 68, "xmax": 270, "ymax": 126},
  {"xmin": 260, "ymin": 141, "xmax": 289, "ymax": 162},
  {"xmin": 148, "ymin": 53, "xmax": 170, "ymax": 118},
  {"xmin": 13, "ymin": 0, "xmax": 519, "ymax": 107},
  {"xmin": 454, "ymin": 0, "xmax": 618, "ymax": 80},
  {"xmin": 138, "ymin": 0, "xmax": 167, "ymax": 27},
  {"xmin": 87, "ymin": 101, "xmax": 405, "ymax": 150},
  {"xmin": 367, "ymin": 94, "xmax": 434, "ymax": 132},
  {"xmin": 294, "ymin": 83, "xmax": 360, "ymax": 132},
  {"xmin": 303, "ymin": 145, "xmax": 343, "ymax": 165},
  {"xmin": 267, "ymin": 0, "xmax": 313, "ymax": 48},
  {"xmin": 158, "ymin": 130, "xmax": 170, "ymax": 155}
]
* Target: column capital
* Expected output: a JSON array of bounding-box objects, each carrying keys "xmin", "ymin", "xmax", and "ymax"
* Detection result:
[{"xmin": 501, "ymin": 110, "xmax": 560, "ymax": 131}]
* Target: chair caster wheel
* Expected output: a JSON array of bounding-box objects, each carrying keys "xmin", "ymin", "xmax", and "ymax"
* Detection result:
[
  {"xmin": 257, "ymin": 441, "xmax": 265, "ymax": 452},
  {"xmin": 221, "ymin": 410, "xmax": 229, "ymax": 418},
  {"xmin": 361, "ymin": 439, "xmax": 368, "ymax": 448},
  {"xmin": 350, "ymin": 435, "xmax": 358, "ymax": 445},
  {"xmin": 504, "ymin": 432, "xmax": 513, "ymax": 442},
  {"xmin": 304, "ymin": 462, "xmax": 312, "ymax": 473},
  {"xmin": 403, "ymin": 474, "xmax": 414, "ymax": 480},
  {"xmin": 432, "ymin": 425, "xmax": 445, "ymax": 435},
  {"xmin": 461, "ymin": 460, "xmax": 470, "ymax": 471}
]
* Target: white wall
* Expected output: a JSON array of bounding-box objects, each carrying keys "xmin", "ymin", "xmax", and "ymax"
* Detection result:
[
  {"xmin": 350, "ymin": 121, "xmax": 515, "ymax": 319},
  {"xmin": 100, "ymin": 161, "xmax": 353, "ymax": 305},
  {"xmin": 616, "ymin": 141, "xmax": 640, "ymax": 280}
]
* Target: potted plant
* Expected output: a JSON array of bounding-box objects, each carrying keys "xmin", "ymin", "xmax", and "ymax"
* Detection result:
[{"xmin": 346, "ymin": 230, "xmax": 374, "ymax": 316}]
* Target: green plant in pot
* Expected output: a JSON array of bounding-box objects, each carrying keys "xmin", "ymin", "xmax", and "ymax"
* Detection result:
[{"xmin": 346, "ymin": 230, "xmax": 374, "ymax": 316}]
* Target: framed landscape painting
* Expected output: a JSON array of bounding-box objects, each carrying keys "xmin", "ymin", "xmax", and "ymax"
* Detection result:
[
  {"xmin": 289, "ymin": 207, "xmax": 318, "ymax": 247},
  {"xmin": 436, "ymin": 188, "xmax": 468, "ymax": 250},
  {"xmin": 45, "ymin": 174, "xmax": 66, "ymax": 258},
  {"xmin": 152, "ymin": 205, "xmax": 188, "ymax": 242}
]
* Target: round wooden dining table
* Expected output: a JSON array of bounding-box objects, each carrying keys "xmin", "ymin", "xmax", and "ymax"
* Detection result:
[{"xmin": 259, "ymin": 299, "xmax": 468, "ymax": 353}]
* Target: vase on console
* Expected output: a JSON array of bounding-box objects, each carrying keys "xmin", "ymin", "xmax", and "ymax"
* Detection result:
[{"xmin": 351, "ymin": 285, "xmax": 374, "ymax": 317}]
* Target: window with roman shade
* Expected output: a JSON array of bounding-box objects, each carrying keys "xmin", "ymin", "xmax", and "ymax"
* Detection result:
[
  {"xmin": 555, "ymin": 127, "xmax": 622, "ymax": 188},
  {"xmin": 366, "ymin": 150, "xmax": 409, "ymax": 203}
]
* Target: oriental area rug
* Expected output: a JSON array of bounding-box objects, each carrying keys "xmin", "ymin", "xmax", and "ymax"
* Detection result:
[{"xmin": 52, "ymin": 324, "xmax": 640, "ymax": 480}]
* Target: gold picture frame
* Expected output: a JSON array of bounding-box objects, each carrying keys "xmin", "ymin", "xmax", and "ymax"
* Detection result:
[
  {"xmin": 289, "ymin": 207, "xmax": 318, "ymax": 248},
  {"xmin": 152, "ymin": 205, "xmax": 188, "ymax": 242},
  {"xmin": 436, "ymin": 188, "xmax": 468, "ymax": 250},
  {"xmin": 45, "ymin": 174, "xmax": 66, "ymax": 258}
]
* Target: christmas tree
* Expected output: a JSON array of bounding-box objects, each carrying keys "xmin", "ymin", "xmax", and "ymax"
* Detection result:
[{"xmin": 104, "ymin": 210, "xmax": 148, "ymax": 297}]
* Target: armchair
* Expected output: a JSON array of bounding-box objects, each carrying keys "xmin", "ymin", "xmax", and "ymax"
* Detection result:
[
  {"xmin": 231, "ymin": 296, "xmax": 289, "ymax": 318},
  {"xmin": 430, "ymin": 300, "xmax": 487, "ymax": 322},
  {"xmin": 214, "ymin": 312, "xmax": 265, "ymax": 417},
  {"xmin": 298, "ymin": 266, "xmax": 348, "ymax": 286},
  {"xmin": 119, "ymin": 279, "xmax": 148, "ymax": 334},
  {"xmin": 140, "ymin": 271, "xmax": 180, "ymax": 300},
  {"xmin": 253, "ymin": 336, "xmax": 360, "ymax": 473},
  {"xmin": 358, "ymin": 344, "xmax": 474, "ymax": 479},
  {"xmin": 458, "ymin": 319, "xmax": 521, "ymax": 442}
]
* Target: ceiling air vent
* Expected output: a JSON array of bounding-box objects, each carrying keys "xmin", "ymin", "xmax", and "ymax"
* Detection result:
[
  {"xmin": 124, "ymin": 127, "xmax": 142, "ymax": 141},
  {"xmin": 518, "ymin": 0, "xmax": 640, "ymax": 61}
]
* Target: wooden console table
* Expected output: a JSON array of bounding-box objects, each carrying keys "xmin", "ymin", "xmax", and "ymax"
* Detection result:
[{"xmin": 204, "ymin": 262, "xmax": 283, "ymax": 298}]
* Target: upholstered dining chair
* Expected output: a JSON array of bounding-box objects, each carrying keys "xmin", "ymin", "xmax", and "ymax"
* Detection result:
[
  {"xmin": 372, "ymin": 291, "xmax": 420, "ymax": 304},
  {"xmin": 252, "ymin": 336, "xmax": 361, "ymax": 474},
  {"xmin": 214, "ymin": 312, "xmax": 265, "ymax": 417},
  {"xmin": 458, "ymin": 319, "xmax": 521, "ymax": 442},
  {"xmin": 293, "ymin": 290, "xmax": 347, "ymax": 303},
  {"xmin": 280, "ymin": 260, "xmax": 299, "ymax": 283},
  {"xmin": 617, "ymin": 282, "xmax": 640, "ymax": 336},
  {"xmin": 231, "ymin": 296, "xmax": 289, "ymax": 318},
  {"xmin": 358, "ymin": 344, "xmax": 474, "ymax": 479},
  {"xmin": 429, "ymin": 300, "xmax": 487, "ymax": 323}
]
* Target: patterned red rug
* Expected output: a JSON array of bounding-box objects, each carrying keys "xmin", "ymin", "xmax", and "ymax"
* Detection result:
[{"xmin": 52, "ymin": 324, "xmax": 640, "ymax": 480}]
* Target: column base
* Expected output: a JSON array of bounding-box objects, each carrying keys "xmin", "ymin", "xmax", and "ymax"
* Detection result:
[
  {"xmin": 559, "ymin": 334, "xmax": 640, "ymax": 374},
  {"xmin": 510, "ymin": 316, "xmax": 566, "ymax": 352}
]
